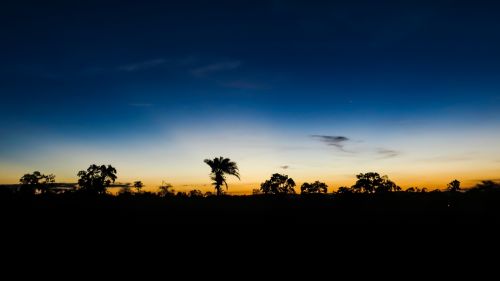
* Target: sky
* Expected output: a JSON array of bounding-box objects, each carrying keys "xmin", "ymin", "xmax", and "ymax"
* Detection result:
[{"xmin": 1, "ymin": 0, "xmax": 500, "ymax": 193}]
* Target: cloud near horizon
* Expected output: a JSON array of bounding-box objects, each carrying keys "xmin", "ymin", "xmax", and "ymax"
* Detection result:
[
  {"xmin": 377, "ymin": 148, "xmax": 400, "ymax": 158},
  {"xmin": 312, "ymin": 135, "xmax": 402, "ymax": 159},
  {"xmin": 311, "ymin": 135, "xmax": 350, "ymax": 152}
]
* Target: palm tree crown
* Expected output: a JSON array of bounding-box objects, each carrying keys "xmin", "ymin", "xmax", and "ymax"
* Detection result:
[{"xmin": 204, "ymin": 157, "xmax": 240, "ymax": 196}]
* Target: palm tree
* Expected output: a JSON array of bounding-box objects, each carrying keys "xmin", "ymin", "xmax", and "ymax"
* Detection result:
[{"xmin": 204, "ymin": 157, "xmax": 240, "ymax": 196}]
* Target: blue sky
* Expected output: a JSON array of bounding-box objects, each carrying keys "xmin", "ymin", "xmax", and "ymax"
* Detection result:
[{"xmin": 1, "ymin": 0, "xmax": 499, "ymax": 191}]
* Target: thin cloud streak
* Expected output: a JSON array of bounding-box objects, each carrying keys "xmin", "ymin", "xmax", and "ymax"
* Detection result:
[
  {"xmin": 191, "ymin": 61, "xmax": 241, "ymax": 77},
  {"xmin": 377, "ymin": 148, "xmax": 400, "ymax": 158}
]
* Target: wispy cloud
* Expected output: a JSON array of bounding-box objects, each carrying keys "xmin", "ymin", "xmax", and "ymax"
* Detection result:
[
  {"xmin": 129, "ymin": 103, "xmax": 153, "ymax": 107},
  {"xmin": 377, "ymin": 148, "xmax": 400, "ymax": 158},
  {"xmin": 118, "ymin": 58, "xmax": 168, "ymax": 72},
  {"xmin": 280, "ymin": 165, "xmax": 289, "ymax": 170},
  {"xmin": 311, "ymin": 135, "xmax": 400, "ymax": 158},
  {"xmin": 191, "ymin": 61, "xmax": 241, "ymax": 77},
  {"xmin": 311, "ymin": 135, "xmax": 351, "ymax": 152}
]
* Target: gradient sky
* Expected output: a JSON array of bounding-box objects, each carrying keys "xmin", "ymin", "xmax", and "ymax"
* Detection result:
[{"xmin": 1, "ymin": 0, "xmax": 500, "ymax": 193}]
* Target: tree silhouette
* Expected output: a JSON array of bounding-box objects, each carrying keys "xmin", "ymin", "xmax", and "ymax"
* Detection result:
[
  {"xmin": 351, "ymin": 172, "xmax": 400, "ymax": 194},
  {"xmin": 133, "ymin": 181, "xmax": 144, "ymax": 193},
  {"xmin": 301, "ymin": 181, "xmax": 328, "ymax": 194},
  {"xmin": 19, "ymin": 171, "xmax": 55, "ymax": 194},
  {"xmin": 447, "ymin": 179, "xmax": 461, "ymax": 192},
  {"xmin": 204, "ymin": 157, "xmax": 240, "ymax": 196},
  {"xmin": 406, "ymin": 187, "xmax": 428, "ymax": 193},
  {"xmin": 260, "ymin": 173, "xmax": 296, "ymax": 195},
  {"xmin": 336, "ymin": 186, "xmax": 353, "ymax": 194},
  {"xmin": 176, "ymin": 191, "xmax": 188, "ymax": 197},
  {"xmin": 252, "ymin": 189, "xmax": 262, "ymax": 195},
  {"xmin": 117, "ymin": 185, "xmax": 132, "ymax": 196},
  {"xmin": 77, "ymin": 164, "xmax": 117, "ymax": 195},
  {"xmin": 469, "ymin": 180, "xmax": 500, "ymax": 192},
  {"xmin": 188, "ymin": 189, "xmax": 204, "ymax": 197},
  {"xmin": 158, "ymin": 182, "xmax": 174, "ymax": 197}
]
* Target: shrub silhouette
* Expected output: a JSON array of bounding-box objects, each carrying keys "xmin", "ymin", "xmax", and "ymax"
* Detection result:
[
  {"xmin": 158, "ymin": 182, "xmax": 174, "ymax": 197},
  {"xmin": 176, "ymin": 191, "xmax": 188, "ymax": 197},
  {"xmin": 468, "ymin": 180, "xmax": 500, "ymax": 192},
  {"xmin": 406, "ymin": 187, "xmax": 427, "ymax": 193},
  {"xmin": 117, "ymin": 185, "xmax": 133, "ymax": 196},
  {"xmin": 188, "ymin": 189, "xmax": 204, "ymax": 197},
  {"xmin": 336, "ymin": 186, "xmax": 353, "ymax": 194}
]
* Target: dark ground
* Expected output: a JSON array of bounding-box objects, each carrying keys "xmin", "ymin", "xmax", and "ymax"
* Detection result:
[
  {"xmin": 1, "ymin": 193, "xmax": 498, "ymax": 275},
  {"xmin": 3, "ymin": 192, "xmax": 500, "ymax": 232}
]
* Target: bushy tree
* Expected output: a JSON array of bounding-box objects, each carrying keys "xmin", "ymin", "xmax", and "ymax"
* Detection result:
[
  {"xmin": 133, "ymin": 181, "xmax": 144, "ymax": 193},
  {"xmin": 77, "ymin": 164, "xmax": 117, "ymax": 195},
  {"xmin": 447, "ymin": 179, "xmax": 461, "ymax": 192},
  {"xmin": 351, "ymin": 172, "xmax": 400, "ymax": 194},
  {"xmin": 19, "ymin": 171, "xmax": 55, "ymax": 194},
  {"xmin": 260, "ymin": 173, "xmax": 296, "ymax": 195},
  {"xmin": 301, "ymin": 181, "xmax": 328, "ymax": 194}
]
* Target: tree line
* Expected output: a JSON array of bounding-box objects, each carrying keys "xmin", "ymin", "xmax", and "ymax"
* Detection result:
[{"xmin": 5, "ymin": 156, "xmax": 499, "ymax": 197}]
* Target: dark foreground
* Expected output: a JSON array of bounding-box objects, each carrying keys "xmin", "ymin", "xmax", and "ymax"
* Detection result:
[
  {"xmin": 2, "ymin": 193, "xmax": 500, "ymax": 274},
  {"xmin": 3, "ymin": 192, "xmax": 500, "ymax": 228}
]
